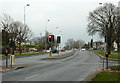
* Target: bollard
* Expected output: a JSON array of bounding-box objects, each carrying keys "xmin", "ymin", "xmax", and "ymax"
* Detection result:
[
  {"xmin": 49, "ymin": 52, "xmax": 52, "ymax": 58},
  {"xmin": 10, "ymin": 55, "xmax": 15, "ymax": 68}
]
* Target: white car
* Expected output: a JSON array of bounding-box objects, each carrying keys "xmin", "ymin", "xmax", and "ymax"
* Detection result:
[{"xmin": 81, "ymin": 48, "xmax": 85, "ymax": 51}]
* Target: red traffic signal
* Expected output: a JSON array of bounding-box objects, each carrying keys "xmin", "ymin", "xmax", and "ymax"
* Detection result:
[
  {"xmin": 48, "ymin": 35, "xmax": 54, "ymax": 42},
  {"xmin": 5, "ymin": 50, "xmax": 8, "ymax": 56},
  {"xmin": 106, "ymin": 52, "xmax": 108, "ymax": 58},
  {"xmin": 5, "ymin": 50, "xmax": 8, "ymax": 54},
  {"xmin": 49, "ymin": 35, "xmax": 52, "ymax": 39},
  {"xmin": 106, "ymin": 52, "xmax": 108, "ymax": 55}
]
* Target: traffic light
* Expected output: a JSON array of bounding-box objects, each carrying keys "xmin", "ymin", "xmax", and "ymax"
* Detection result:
[
  {"xmin": 57, "ymin": 36, "xmax": 61, "ymax": 43},
  {"xmin": 5, "ymin": 50, "xmax": 8, "ymax": 56},
  {"xmin": 91, "ymin": 39, "xmax": 93, "ymax": 48},
  {"xmin": 106, "ymin": 52, "xmax": 108, "ymax": 58},
  {"xmin": 48, "ymin": 35, "xmax": 54, "ymax": 43}
]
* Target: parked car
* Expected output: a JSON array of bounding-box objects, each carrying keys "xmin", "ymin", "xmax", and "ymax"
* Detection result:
[
  {"xmin": 61, "ymin": 49, "xmax": 65, "ymax": 52},
  {"xmin": 52, "ymin": 49, "xmax": 58, "ymax": 53}
]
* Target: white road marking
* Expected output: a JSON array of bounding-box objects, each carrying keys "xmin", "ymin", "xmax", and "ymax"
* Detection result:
[{"xmin": 25, "ymin": 74, "xmax": 39, "ymax": 79}]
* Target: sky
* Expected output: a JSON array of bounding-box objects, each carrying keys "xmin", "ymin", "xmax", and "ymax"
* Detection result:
[{"xmin": 0, "ymin": 0, "xmax": 119, "ymax": 48}]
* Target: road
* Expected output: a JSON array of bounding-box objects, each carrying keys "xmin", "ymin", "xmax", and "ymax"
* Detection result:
[
  {"xmin": 1, "ymin": 50, "xmax": 73, "ymax": 66},
  {"xmin": 2, "ymin": 50, "xmax": 102, "ymax": 81}
]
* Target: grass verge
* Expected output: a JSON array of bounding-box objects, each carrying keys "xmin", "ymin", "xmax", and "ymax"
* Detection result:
[
  {"xmin": 89, "ymin": 50, "xmax": 120, "ymax": 60},
  {"xmin": 109, "ymin": 66, "xmax": 120, "ymax": 70},
  {"xmin": 90, "ymin": 71, "xmax": 120, "ymax": 82},
  {"xmin": 111, "ymin": 51, "xmax": 120, "ymax": 54},
  {"xmin": 1, "ymin": 52, "xmax": 48, "ymax": 59}
]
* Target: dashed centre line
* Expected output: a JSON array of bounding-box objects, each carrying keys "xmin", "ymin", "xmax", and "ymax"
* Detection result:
[{"xmin": 25, "ymin": 74, "xmax": 39, "ymax": 79}]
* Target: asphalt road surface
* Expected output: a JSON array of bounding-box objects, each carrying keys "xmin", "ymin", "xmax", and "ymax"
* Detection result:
[
  {"xmin": 1, "ymin": 50, "xmax": 72, "ymax": 66},
  {"xmin": 2, "ymin": 50, "xmax": 102, "ymax": 81}
]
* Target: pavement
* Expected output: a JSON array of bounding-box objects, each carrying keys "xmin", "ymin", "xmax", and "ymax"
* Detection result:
[
  {"xmin": 2, "ymin": 50, "xmax": 103, "ymax": 81},
  {"xmin": 111, "ymin": 52, "xmax": 120, "ymax": 56}
]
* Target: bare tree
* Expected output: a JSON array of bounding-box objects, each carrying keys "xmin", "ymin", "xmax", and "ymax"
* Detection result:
[
  {"xmin": 72, "ymin": 40, "xmax": 85, "ymax": 49},
  {"xmin": 0, "ymin": 14, "xmax": 13, "ymax": 52},
  {"xmin": 87, "ymin": 3, "xmax": 118, "ymax": 53},
  {"xmin": 8, "ymin": 21, "xmax": 19, "ymax": 54},
  {"xmin": 0, "ymin": 14, "xmax": 13, "ymax": 30},
  {"xmin": 10, "ymin": 21, "xmax": 32, "ymax": 54},
  {"xmin": 115, "ymin": 7, "xmax": 120, "ymax": 52}
]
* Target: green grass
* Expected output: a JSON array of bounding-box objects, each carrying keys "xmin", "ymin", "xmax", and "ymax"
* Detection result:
[
  {"xmin": 1, "ymin": 52, "xmax": 48, "ymax": 59},
  {"xmin": 91, "ymin": 71, "xmax": 120, "ymax": 82},
  {"xmin": 111, "ymin": 51, "xmax": 120, "ymax": 54},
  {"xmin": 89, "ymin": 50, "xmax": 120, "ymax": 59},
  {"xmin": 109, "ymin": 66, "xmax": 120, "ymax": 70}
]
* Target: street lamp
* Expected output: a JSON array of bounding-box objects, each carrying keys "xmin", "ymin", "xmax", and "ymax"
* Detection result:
[
  {"xmin": 24, "ymin": 4, "xmax": 30, "ymax": 53},
  {"xmin": 24, "ymin": 4, "xmax": 30, "ymax": 25},
  {"xmin": 45, "ymin": 20, "xmax": 50, "ymax": 32},
  {"xmin": 45, "ymin": 20, "xmax": 50, "ymax": 51}
]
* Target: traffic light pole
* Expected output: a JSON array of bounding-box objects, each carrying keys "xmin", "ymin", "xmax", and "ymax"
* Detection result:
[
  {"xmin": 57, "ymin": 36, "xmax": 61, "ymax": 56},
  {"xmin": 6, "ymin": 55, "xmax": 8, "ymax": 68},
  {"xmin": 105, "ymin": 24, "xmax": 109, "ymax": 70},
  {"xmin": 58, "ymin": 44, "xmax": 59, "ymax": 56},
  {"xmin": 5, "ymin": 51, "xmax": 8, "ymax": 68}
]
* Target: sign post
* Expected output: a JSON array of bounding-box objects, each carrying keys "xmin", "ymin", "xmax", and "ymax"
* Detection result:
[
  {"xmin": 57, "ymin": 36, "xmax": 61, "ymax": 56},
  {"xmin": 106, "ymin": 52, "xmax": 109, "ymax": 69},
  {"xmin": 48, "ymin": 35, "xmax": 54, "ymax": 58},
  {"xmin": 5, "ymin": 50, "xmax": 8, "ymax": 68}
]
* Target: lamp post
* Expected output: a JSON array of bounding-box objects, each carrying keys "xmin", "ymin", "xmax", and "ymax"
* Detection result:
[
  {"xmin": 24, "ymin": 4, "xmax": 30, "ymax": 53},
  {"xmin": 45, "ymin": 20, "xmax": 50, "ymax": 32},
  {"xmin": 45, "ymin": 20, "xmax": 50, "ymax": 51},
  {"xmin": 24, "ymin": 4, "xmax": 30, "ymax": 25}
]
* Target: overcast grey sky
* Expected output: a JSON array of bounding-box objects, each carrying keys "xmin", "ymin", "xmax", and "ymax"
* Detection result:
[{"xmin": 0, "ymin": 0, "xmax": 119, "ymax": 47}]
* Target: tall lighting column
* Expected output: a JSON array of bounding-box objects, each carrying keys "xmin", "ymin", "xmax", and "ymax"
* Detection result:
[
  {"xmin": 24, "ymin": 4, "xmax": 30, "ymax": 53},
  {"xmin": 45, "ymin": 20, "xmax": 50, "ymax": 51}
]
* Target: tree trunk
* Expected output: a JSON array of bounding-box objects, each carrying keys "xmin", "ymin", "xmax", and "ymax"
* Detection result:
[
  {"xmin": 12, "ymin": 42, "xmax": 15, "ymax": 55},
  {"xmin": 12, "ymin": 48, "xmax": 14, "ymax": 55},
  {"xmin": 107, "ymin": 34, "xmax": 112, "ymax": 54},
  {"xmin": 19, "ymin": 41, "xmax": 21, "ymax": 54}
]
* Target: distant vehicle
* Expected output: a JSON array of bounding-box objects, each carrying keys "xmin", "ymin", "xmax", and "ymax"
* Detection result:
[
  {"xmin": 93, "ymin": 48, "xmax": 97, "ymax": 50},
  {"xmin": 61, "ymin": 49, "xmax": 65, "ymax": 52},
  {"xmin": 88, "ymin": 48, "xmax": 97, "ymax": 50},
  {"xmin": 52, "ymin": 49, "xmax": 58, "ymax": 53},
  {"xmin": 81, "ymin": 48, "xmax": 85, "ymax": 51},
  {"xmin": 73, "ymin": 48, "xmax": 78, "ymax": 51},
  {"xmin": 89, "ymin": 48, "xmax": 93, "ymax": 50},
  {"xmin": 29, "ymin": 48, "xmax": 37, "ymax": 52}
]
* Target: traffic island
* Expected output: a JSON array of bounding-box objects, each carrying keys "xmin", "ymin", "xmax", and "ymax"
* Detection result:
[{"xmin": 41, "ymin": 51, "xmax": 75, "ymax": 60}]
